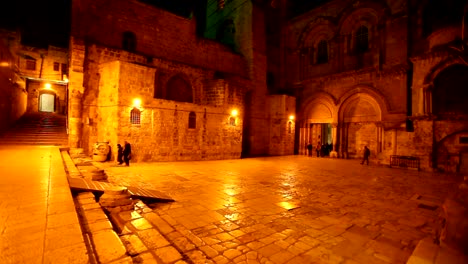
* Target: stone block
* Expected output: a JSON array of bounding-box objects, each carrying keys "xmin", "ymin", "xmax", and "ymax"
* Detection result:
[{"xmin": 92, "ymin": 230, "xmax": 127, "ymax": 263}]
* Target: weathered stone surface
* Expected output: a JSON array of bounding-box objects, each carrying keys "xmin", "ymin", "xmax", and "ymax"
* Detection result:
[{"xmin": 92, "ymin": 230, "xmax": 127, "ymax": 263}]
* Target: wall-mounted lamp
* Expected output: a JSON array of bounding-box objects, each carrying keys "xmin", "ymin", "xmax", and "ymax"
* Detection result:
[
  {"xmin": 44, "ymin": 83, "xmax": 52, "ymax": 89},
  {"xmin": 231, "ymin": 109, "xmax": 238, "ymax": 117},
  {"xmin": 133, "ymin": 98, "xmax": 142, "ymax": 109},
  {"xmin": 0, "ymin": 61, "xmax": 9, "ymax": 67},
  {"xmin": 289, "ymin": 115, "xmax": 295, "ymax": 120}
]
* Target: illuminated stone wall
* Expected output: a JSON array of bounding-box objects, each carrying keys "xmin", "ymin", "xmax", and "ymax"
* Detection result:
[
  {"xmin": 70, "ymin": 0, "xmax": 274, "ymax": 160},
  {"xmin": 268, "ymin": 95, "xmax": 296, "ymax": 156}
]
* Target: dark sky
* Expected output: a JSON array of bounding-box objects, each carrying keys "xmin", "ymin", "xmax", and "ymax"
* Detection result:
[{"xmin": 0, "ymin": 0, "xmax": 71, "ymax": 48}]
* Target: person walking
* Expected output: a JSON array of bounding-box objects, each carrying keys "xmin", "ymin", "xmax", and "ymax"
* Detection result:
[
  {"xmin": 307, "ymin": 142, "xmax": 313, "ymax": 156},
  {"xmin": 117, "ymin": 144, "xmax": 124, "ymax": 165},
  {"xmin": 361, "ymin": 146, "xmax": 370, "ymax": 165},
  {"xmin": 123, "ymin": 141, "xmax": 132, "ymax": 166}
]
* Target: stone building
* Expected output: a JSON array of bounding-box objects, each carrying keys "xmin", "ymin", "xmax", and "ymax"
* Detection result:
[
  {"xmin": 0, "ymin": 29, "xmax": 27, "ymax": 132},
  {"xmin": 263, "ymin": 0, "xmax": 468, "ymax": 171},
  {"xmin": 68, "ymin": 0, "xmax": 296, "ymax": 162},
  {"xmin": 67, "ymin": 0, "xmax": 467, "ymax": 171},
  {"xmin": 0, "ymin": 29, "xmax": 68, "ymax": 117}
]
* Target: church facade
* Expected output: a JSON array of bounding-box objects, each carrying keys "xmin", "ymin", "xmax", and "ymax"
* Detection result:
[{"xmin": 67, "ymin": 0, "xmax": 468, "ymax": 172}]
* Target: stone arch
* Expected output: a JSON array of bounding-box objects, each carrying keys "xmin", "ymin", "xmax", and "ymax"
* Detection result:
[
  {"xmin": 338, "ymin": 85, "xmax": 390, "ymax": 116},
  {"xmin": 297, "ymin": 18, "xmax": 336, "ymax": 67},
  {"xmin": 435, "ymin": 130, "xmax": 468, "ymax": 173},
  {"xmin": 338, "ymin": 2, "xmax": 388, "ymax": 54},
  {"xmin": 297, "ymin": 17, "xmax": 336, "ymax": 49},
  {"xmin": 338, "ymin": 88, "xmax": 385, "ymax": 159},
  {"xmin": 166, "ymin": 74, "xmax": 193, "ymax": 103},
  {"xmin": 298, "ymin": 92, "xmax": 338, "ymax": 155},
  {"xmin": 424, "ymin": 60, "xmax": 468, "ymax": 116},
  {"xmin": 301, "ymin": 92, "xmax": 338, "ymax": 123}
]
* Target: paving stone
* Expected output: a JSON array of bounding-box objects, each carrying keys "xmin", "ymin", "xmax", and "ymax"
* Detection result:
[
  {"xmin": 137, "ymin": 229, "xmax": 170, "ymax": 249},
  {"xmin": 92, "ymin": 230, "xmax": 127, "ymax": 263},
  {"xmin": 199, "ymin": 245, "xmax": 219, "ymax": 258},
  {"xmin": 153, "ymin": 246, "xmax": 182, "ymax": 263},
  {"xmin": 121, "ymin": 234, "xmax": 148, "ymax": 256},
  {"xmin": 131, "ymin": 218, "xmax": 153, "ymax": 231},
  {"xmin": 143, "ymin": 212, "xmax": 174, "ymax": 234}
]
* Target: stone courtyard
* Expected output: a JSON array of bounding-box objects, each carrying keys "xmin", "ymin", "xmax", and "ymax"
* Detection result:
[{"xmin": 92, "ymin": 156, "xmax": 461, "ymax": 263}]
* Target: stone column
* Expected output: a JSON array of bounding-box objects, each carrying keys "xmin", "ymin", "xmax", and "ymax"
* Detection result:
[
  {"xmin": 69, "ymin": 90, "xmax": 82, "ymax": 148},
  {"xmin": 376, "ymin": 122, "xmax": 383, "ymax": 154},
  {"xmin": 330, "ymin": 123, "xmax": 338, "ymax": 158}
]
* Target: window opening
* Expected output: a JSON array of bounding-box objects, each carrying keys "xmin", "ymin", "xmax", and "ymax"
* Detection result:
[
  {"xmin": 130, "ymin": 107, "xmax": 141, "ymax": 125},
  {"xmin": 317, "ymin": 40, "xmax": 328, "ymax": 64},
  {"xmin": 53, "ymin": 62, "xmax": 60, "ymax": 71},
  {"xmin": 122, "ymin": 31, "xmax": 137, "ymax": 52},
  {"xmin": 356, "ymin": 26, "xmax": 369, "ymax": 54},
  {"xmin": 26, "ymin": 59, "xmax": 36, "ymax": 70},
  {"xmin": 188, "ymin": 112, "xmax": 196, "ymax": 129},
  {"xmin": 229, "ymin": 117, "xmax": 236, "ymax": 126}
]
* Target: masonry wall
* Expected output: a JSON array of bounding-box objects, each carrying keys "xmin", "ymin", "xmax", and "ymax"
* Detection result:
[
  {"xmin": 0, "ymin": 37, "xmax": 27, "ymax": 132},
  {"xmin": 71, "ymin": 0, "xmax": 247, "ymax": 77},
  {"xmin": 94, "ymin": 61, "xmax": 243, "ymax": 162},
  {"xmin": 268, "ymin": 95, "xmax": 296, "ymax": 156}
]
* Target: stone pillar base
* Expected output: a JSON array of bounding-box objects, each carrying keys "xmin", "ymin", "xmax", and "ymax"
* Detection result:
[{"xmin": 330, "ymin": 151, "xmax": 338, "ymax": 158}]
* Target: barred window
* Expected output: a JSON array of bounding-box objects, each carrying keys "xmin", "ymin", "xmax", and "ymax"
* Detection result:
[
  {"xmin": 130, "ymin": 107, "xmax": 141, "ymax": 125},
  {"xmin": 26, "ymin": 59, "xmax": 36, "ymax": 70},
  {"xmin": 53, "ymin": 62, "xmax": 60, "ymax": 71},
  {"xmin": 188, "ymin": 112, "xmax": 196, "ymax": 129},
  {"xmin": 288, "ymin": 121, "xmax": 292, "ymax": 134}
]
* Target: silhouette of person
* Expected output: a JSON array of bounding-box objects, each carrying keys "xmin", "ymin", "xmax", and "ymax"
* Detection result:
[
  {"xmin": 307, "ymin": 142, "xmax": 313, "ymax": 156},
  {"xmin": 316, "ymin": 141, "xmax": 321, "ymax": 157},
  {"xmin": 117, "ymin": 144, "xmax": 123, "ymax": 165},
  {"xmin": 361, "ymin": 146, "xmax": 370, "ymax": 165},
  {"xmin": 123, "ymin": 141, "xmax": 132, "ymax": 166}
]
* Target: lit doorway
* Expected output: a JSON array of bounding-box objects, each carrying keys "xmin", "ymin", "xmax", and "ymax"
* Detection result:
[{"xmin": 39, "ymin": 93, "xmax": 55, "ymax": 112}]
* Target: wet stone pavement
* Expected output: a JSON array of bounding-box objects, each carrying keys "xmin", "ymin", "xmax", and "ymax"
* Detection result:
[{"xmin": 95, "ymin": 156, "xmax": 459, "ymax": 264}]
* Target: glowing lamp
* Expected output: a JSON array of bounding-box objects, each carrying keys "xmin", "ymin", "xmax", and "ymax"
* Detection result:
[
  {"xmin": 133, "ymin": 98, "xmax": 142, "ymax": 108},
  {"xmin": 289, "ymin": 115, "xmax": 295, "ymax": 120},
  {"xmin": 44, "ymin": 83, "xmax": 52, "ymax": 89},
  {"xmin": 231, "ymin": 109, "xmax": 238, "ymax": 117},
  {"xmin": 0, "ymin": 62, "xmax": 9, "ymax": 67}
]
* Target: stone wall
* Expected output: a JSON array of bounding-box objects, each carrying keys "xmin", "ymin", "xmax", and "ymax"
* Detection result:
[
  {"xmin": 268, "ymin": 95, "xmax": 296, "ymax": 156},
  {"xmin": 0, "ymin": 37, "xmax": 27, "ymax": 132},
  {"xmin": 93, "ymin": 61, "xmax": 242, "ymax": 162}
]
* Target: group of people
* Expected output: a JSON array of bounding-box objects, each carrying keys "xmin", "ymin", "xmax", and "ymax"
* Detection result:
[
  {"xmin": 306, "ymin": 141, "xmax": 333, "ymax": 157},
  {"xmin": 306, "ymin": 141, "xmax": 371, "ymax": 165},
  {"xmin": 116, "ymin": 141, "xmax": 132, "ymax": 166}
]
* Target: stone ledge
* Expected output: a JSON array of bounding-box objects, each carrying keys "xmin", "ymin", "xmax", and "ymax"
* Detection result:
[{"xmin": 406, "ymin": 238, "xmax": 468, "ymax": 264}]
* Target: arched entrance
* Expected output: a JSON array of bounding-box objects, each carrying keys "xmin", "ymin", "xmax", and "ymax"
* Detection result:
[
  {"xmin": 39, "ymin": 92, "xmax": 56, "ymax": 112},
  {"xmin": 299, "ymin": 96, "xmax": 336, "ymax": 156},
  {"xmin": 339, "ymin": 93, "xmax": 382, "ymax": 159}
]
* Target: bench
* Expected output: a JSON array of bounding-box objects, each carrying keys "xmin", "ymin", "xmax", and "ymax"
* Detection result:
[{"xmin": 390, "ymin": 155, "xmax": 420, "ymax": 170}]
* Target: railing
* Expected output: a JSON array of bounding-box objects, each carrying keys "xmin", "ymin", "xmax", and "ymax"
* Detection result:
[{"xmin": 390, "ymin": 155, "xmax": 420, "ymax": 170}]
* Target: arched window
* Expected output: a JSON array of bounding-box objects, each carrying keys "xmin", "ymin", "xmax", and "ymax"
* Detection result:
[
  {"xmin": 122, "ymin": 31, "xmax": 137, "ymax": 52},
  {"xmin": 316, "ymin": 40, "xmax": 328, "ymax": 64},
  {"xmin": 130, "ymin": 107, "xmax": 141, "ymax": 125},
  {"xmin": 433, "ymin": 64, "xmax": 468, "ymax": 116},
  {"xmin": 166, "ymin": 75, "xmax": 193, "ymax": 103},
  {"xmin": 355, "ymin": 26, "xmax": 369, "ymax": 54},
  {"xmin": 188, "ymin": 112, "xmax": 196, "ymax": 129}
]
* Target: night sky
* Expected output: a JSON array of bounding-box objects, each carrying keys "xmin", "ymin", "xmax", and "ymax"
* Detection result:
[{"xmin": 0, "ymin": 0, "xmax": 71, "ymax": 48}]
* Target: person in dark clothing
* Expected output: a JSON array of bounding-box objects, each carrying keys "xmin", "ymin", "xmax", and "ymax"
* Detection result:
[
  {"xmin": 123, "ymin": 141, "xmax": 132, "ymax": 166},
  {"xmin": 361, "ymin": 146, "xmax": 370, "ymax": 165},
  {"xmin": 307, "ymin": 142, "xmax": 313, "ymax": 156},
  {"xmin": 117, "ymin": 144, "xmax": 124, "ymax": 165}
]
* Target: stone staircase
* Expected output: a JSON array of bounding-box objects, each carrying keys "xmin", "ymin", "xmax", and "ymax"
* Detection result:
[{"xmin": 0, "ymin": 112, "xmax": 68, "ymax": 146}]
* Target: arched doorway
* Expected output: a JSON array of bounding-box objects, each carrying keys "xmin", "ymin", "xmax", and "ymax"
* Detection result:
[
  {"xmin": 39, "ymin": 93, "xmax": 56, "ymax": 112},
  {"xmin": 299, "ymin": 96, "xmax": 336, "ymax": 156},
  {"xmin": 339, "ymin": 93, "xmax": 382, "ymax": 159}
]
